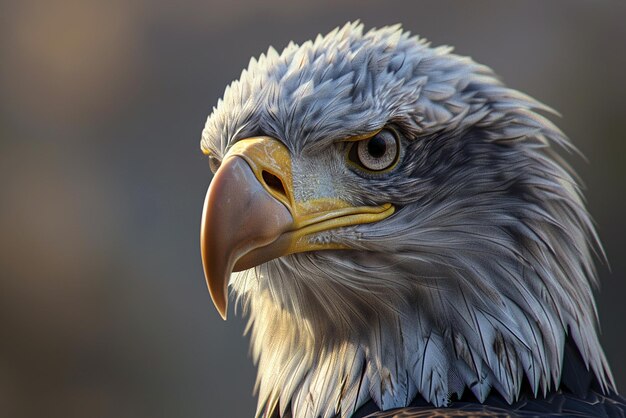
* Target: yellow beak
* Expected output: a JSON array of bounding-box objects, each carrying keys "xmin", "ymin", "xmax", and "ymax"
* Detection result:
[{"xmin": 200, "ymin": 137, "xmax": 394, "ymax": 319}]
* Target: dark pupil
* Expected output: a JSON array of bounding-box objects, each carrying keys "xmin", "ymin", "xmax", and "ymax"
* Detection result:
[{"xmin": 367, "ymin": 136, "xmax": 387, "ymax": 158}]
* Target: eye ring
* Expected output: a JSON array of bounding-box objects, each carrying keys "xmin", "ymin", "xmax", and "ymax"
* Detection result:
[{"xmin": 347, "ymin": 128, "xmax": 400, "ymax": 173}]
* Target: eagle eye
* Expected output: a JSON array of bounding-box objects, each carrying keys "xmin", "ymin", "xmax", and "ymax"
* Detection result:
[{"xmin": 348, "ymin": 128, "xmax": 399, "ymax": 173}]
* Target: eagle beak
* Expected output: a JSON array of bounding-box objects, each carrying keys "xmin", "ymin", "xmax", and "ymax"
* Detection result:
[{"xmin": 201, "ymin": 137, "xmax": 394, "ymax": 319}]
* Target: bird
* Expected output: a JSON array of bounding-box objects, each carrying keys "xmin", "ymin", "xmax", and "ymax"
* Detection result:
[{"xmin": 199, "ymin": 22, "xmax": 626, "ymax": 418}]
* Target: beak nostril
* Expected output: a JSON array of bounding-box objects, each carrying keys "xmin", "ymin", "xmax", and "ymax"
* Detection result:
[{"xmin": 262, "ymin": 170, "xmax": 288, "ymax": 201}]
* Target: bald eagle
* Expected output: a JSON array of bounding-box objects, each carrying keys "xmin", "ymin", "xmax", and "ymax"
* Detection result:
[{"xmin": 199, "ymin": 23, "xmax": 625, "ymax": 417}]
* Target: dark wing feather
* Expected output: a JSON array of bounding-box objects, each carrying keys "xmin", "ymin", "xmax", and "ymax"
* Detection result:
[
  {"xmin": 269, "ymin": 390, "xmax": 626, "ymax": 417},
  {"xmin": 363, "ymin": 405, "xmax": 516, "ymax": 417},
  {"xmin": 560, "ymin": 336, "xmax": 593, "ymax": 398},
  {"xmin": 357, "ymin": 390, "xmax": 626, "ymax": 418}
]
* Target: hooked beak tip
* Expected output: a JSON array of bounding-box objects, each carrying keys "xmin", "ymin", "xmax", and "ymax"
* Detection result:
[
  {"xmin": 216, "ymin": 304, "xmax": 227, "ymax": 320},
  {"xmin": 200, "ymin": 153, "xmax": 293, "ymax": 321}
]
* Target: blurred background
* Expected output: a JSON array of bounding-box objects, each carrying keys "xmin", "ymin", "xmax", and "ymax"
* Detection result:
[{"xmin": 1, "ymin": 1, "xmax": 625, "ymax": 417}]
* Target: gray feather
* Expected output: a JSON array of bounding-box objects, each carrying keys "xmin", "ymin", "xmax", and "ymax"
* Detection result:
[{"xmin": 201, "ymin": 21, "xmax": 615, "ymax": 418}]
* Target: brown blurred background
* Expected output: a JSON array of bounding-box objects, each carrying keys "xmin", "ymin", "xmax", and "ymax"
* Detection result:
[{"xmin": 0, "ymin": 1, "xmax": 624, "ymax": 417}]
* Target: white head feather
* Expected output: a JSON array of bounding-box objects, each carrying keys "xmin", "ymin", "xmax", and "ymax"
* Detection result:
[{"xmin": 202, "ymin": 22, "xmax": 614, "ymax": 418}]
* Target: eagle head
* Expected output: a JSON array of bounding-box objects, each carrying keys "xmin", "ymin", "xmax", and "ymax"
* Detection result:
[{"xmin": 200, "ymin": 22, "xmax": 614, "ymax": 418}]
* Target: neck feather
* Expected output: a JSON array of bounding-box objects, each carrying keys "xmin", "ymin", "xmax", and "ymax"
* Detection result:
[{"xmin": 233, "ymin": 245, "xmax": 614, "ymax": 418}]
